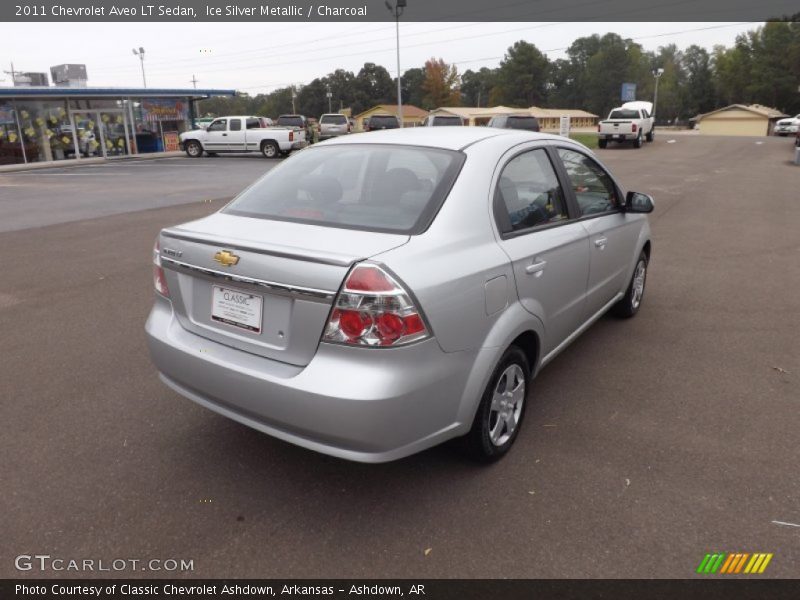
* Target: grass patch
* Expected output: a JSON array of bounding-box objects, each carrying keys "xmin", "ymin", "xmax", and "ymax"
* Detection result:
[{"xmin": 569, "ymin": 133, "xmax": 598, "ymax": 149}]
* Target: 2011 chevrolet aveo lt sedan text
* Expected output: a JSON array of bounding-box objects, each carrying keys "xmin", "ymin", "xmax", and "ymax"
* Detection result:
[{"xmin": 146, "ymin": 128, "xmax": 654, "ymax": 463}]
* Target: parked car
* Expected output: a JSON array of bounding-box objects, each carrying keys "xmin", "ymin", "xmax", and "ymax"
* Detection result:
[
  {"xmin": 180, "ymin": 116, "xmax": 306, "ymax": 158},
  {"xmin": 318, "ymin": 113, "xmax": 351, "ymax": 140},
  {"xmin": 774, "ymin": 114, "xmax": 800, "ymax": 136},
  {"xmin": 597, "ymin": 101, "xmax": 655, "ymax": 148},
  {"xmin": 147, "ymin": 128, "xmax": 653, "ymax": 463},
  {"xmin": 487, "ymin": 114, "xmax": 540, "ymax": 132},
  {"xmin": 421, "ymin": 114, "xmax": 465, "ymax": 126},
  {"xmin": 365, "ymin": 114, "xmax": 400, "ymax": 131}
]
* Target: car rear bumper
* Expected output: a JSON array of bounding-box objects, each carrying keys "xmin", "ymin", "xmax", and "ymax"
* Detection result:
[{"xmin": 145, "ymin": 297, "xmax": 476, "ymax": 462}]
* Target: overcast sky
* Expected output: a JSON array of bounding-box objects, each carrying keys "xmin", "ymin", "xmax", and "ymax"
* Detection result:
[{"xmin": 0, "ymin": 22, "xmax": 758, "ymax": 94}]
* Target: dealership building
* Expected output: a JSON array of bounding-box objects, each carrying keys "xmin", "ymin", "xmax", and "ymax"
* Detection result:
[{"xmin": 0, "ymin": 78, "xmax": 235, "ymax": 165}]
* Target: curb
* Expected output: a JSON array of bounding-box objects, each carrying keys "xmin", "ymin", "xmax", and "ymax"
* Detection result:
[{"xmin": 0, "ymin": 151, "xmax": 185, "ymax": 173}]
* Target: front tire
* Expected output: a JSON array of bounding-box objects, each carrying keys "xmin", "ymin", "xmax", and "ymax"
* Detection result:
[
  {"xmin": 612, "ymin": 251, "xmax": 648, "ymax": 318},
  {"xmin": 185, "ymin": 141, "xmax": 203, "ymax": 158},
  {"xmin": 646, "ymin": 128, "xmax": 654, "ymax": 142},
  {"xmin": 462, "ymin": 346, "xmax": 530, "ymax": 462},
  {"xmin": 261, "ymin": 140, "xmax": 279, "ymax": 158}
]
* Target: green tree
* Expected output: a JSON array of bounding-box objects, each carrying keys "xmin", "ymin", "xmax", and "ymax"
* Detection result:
[
  {"xmin": 352, "ymin": 62, "xmax": 394, "ymax": 115},
  {"xmin": 461, "ymin": 67, "xmax": 498, "ymax": 107},
  {"xmin": 681, "ymin": 45, "xmax": 715, "ymax": 117},
  {"xmin": 492, "ymin": 41, "xmax": 550, "ymax": 107},
  {"xmin": 400, "ymin": 67, "xmax": 426, "ymax": 108}
]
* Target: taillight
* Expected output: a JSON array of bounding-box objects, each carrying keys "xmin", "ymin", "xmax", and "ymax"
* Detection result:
[
  {"xmin": 632, "ymin": 123, "xmax": 638, "ymax": 132},
  {"xmin": 322, "ymin": 264, "xmax": 429, "ymax": 347},
  {"xmin": 153, "ymin": 239, "xmax": 170, "ymax": 298},
  {"xmin": 289, "ymin": 131, "xmax": 294, "ymax": 142},
  {"xmin": 597, "ymin": 124, "xmax": 601, "ymax": 132}
]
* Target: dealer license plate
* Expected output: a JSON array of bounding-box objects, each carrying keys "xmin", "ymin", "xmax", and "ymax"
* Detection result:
[{"xmin": 211, "ymin": 286, "xmax": 263, "ymax": 333}]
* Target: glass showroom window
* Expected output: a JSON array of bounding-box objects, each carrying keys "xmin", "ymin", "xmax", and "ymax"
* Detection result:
[{"xmin": 13, "ymin": 100, "xmax": 76, "ymax": 163}]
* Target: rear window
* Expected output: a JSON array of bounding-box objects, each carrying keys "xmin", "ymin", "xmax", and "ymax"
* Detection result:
[
  {"xmin": 506, "ymin": 117, "xmax": 540, "ymax": 131},
  {"xmin": 369, "ymin": 116, "xmax": 399, "ymax": 128},
  {"xmin": 321, "ymin": 115, "xmax": 348, "ymax": 124},
  {"xmin": 224, "ymin": 144, "xmax": 465, "ymax": 234},
  {"xmin": 432, "ymin": 117, "xmax": 463, "ymax": 126},
  {"xmin": 277, "ymin": 116, "xmax": 304, "ymax": 127},
  {"xmin": 609, "ymin": 110, "xmax": 639, "ymax": 120}
]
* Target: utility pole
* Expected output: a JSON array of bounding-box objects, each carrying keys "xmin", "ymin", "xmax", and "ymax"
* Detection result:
[
  {"xmin": 3, "ymin": 62, "xmax": 17, "ymax": 85},
  {"xmin": 291, "ymin": 86, "xmax": 297, "ymax": 114},
  {"xmin": 385, "ymin": 0, "xmax": 406, "ymax": 127},
  {"xmin": 190, "ymin": 74, "xmax": 198, "ymax": 89},
  {"xmin": 326, "ymin": 84, "xmax": 333, "ymax": 113},
  {"xmin": 653, "ymin": 68, "xmax": 664, "ymax": 120},
  {"xmin": 132, "ymin": 47, "xmax": 146, "ymax": 87}
]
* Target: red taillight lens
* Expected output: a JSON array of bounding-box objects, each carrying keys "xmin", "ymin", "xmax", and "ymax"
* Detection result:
[
  {"xmin": 632, "ymin": 123, "xmax": 638, "ymax": 132},
  {"xmin": 289, "ymin": 131, "xmax": 294, "ymax": 142},
  {"xmin": 323, "ymin": 264, "xmax": 430, "ymax": 347},
  {"xmin": 153, "ymin": 239, "xmax": 170, "ymax": 297}
]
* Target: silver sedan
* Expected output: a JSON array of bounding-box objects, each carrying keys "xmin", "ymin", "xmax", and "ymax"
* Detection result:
[{"xmin": 146, "ymin": 128, "xmax": 653, "ymax": 463}]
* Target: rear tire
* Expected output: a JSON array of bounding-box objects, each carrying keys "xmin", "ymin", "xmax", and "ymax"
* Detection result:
[
  {"xmin": 261, "ymin": 140, "xmax": 279, "ymax": 158},
  {"xmin": 461, "ymin": 346, "xmax": 530, "ymax": 463},
  {"xmin": 598, "ymin": 139, "xmax": 608, "ymax": 149},
  {"xmin": 633, "ymin": 132, "xmax": 643, "ymax": 148},
  {"xmin": 612, "ymin": 251, "xmax": 648, "ymax": 318},
  {"xmin": 185, "ymin": 141, "xmax": 203, "ymax": 158}
]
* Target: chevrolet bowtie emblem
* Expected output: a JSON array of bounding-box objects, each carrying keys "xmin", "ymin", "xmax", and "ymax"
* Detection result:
[{"xmin": 214, "ymin": 250, "xmax": 240, "ymax": 267}]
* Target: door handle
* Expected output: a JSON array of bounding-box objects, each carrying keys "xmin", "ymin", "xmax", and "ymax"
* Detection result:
[
  {"xmin": 222, "ymin": 133, "xmax": 228, "ymax": 136},
  {"xmin": 594, "ymin": 237, "xmax": 608, "ymax": 248},
  {"xmin": 525, "ymin": 259, "xmax": 547, "ymax": 275}
]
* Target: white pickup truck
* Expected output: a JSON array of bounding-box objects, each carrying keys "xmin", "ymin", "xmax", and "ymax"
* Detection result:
[
  {"xmin": 597, "ymin": 101, "xmax": 655, "ymax": 149},
  {"xmin": 180, "ymin": 115, "xmax": 307, "ymax": 159}
]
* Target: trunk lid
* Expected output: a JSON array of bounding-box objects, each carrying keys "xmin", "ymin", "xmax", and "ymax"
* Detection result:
[{"xmin": 159, "ymin": 213, "xmax": 409, "ymax": 366}]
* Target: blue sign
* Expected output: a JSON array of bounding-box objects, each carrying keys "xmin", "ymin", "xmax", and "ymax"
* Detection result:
[{"xmin": 621, "ymin": 83, "xmax": 637, "ymax": 102}]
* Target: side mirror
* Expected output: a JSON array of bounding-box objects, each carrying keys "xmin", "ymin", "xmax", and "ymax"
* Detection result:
[{"xmin": 624, "ymin": 191, "xmax": 655, "ymax": 213}]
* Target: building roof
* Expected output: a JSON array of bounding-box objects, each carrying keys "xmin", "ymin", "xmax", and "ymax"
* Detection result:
[
  {"xmin": 0, "ymin": 86, "xmax": 237, "ymax": 100},
  {"xmin": 529, "ymin": 106, "xmax": 599, "ymax": 118},
  {"xmin": 695, "ymin": 104, "xmax": 788, "ymax": 121},
  {"xmin": 355, "ymin": 104, "xmax": 429, "ymax": 119}
]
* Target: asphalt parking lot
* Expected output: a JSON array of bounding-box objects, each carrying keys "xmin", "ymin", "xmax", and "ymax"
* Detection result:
[{"xmin": 1, "ymin": 135, "xmax": 799, "ymax": 578}]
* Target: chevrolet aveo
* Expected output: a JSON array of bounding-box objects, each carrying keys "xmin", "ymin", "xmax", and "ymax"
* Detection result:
[{"xmin": 146, "ymin": 128, "xmax": 653, "ymax": 463}]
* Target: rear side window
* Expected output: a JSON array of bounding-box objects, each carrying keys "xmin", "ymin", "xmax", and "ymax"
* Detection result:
[
  {"xmin": 495, "ymin": 149, "xmax": 569, "ymax": 233},
  {"xmin": 557, "ymin": 148, "xmax": 619, "ymax": 216},
  {"xmin": 506, "ymin": 117, "xmax": 540, "ymax": 131},
  {"xmin": 229, "ymin": 119, "xmax": 242, "ymax": 131},
  {"xmin": 224, "ymin": 145, "xmax": 465, "ymax": 234}
]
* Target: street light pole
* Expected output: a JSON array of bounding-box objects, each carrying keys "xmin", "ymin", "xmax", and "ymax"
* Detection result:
[
  {"xmin": 652, "ymin": 67, "xmax": 664, "ymax": 121},
  {"xmin": 385, "ymin": 0, "xmax": 406, "ymax": 127},
  {"xmin": 132, "ymin": 47, "xmax": 146, "ymax": 87}
]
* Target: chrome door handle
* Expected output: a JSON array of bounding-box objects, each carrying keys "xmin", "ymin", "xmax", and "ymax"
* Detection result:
[
  {"xmin": 594, "ymin": 237, "xmax": 608, "ymax": 248},
  {"xmin": 222, "ymin": 133, "xmax": 228, "ymax": 136},
  {"xmin": 525, "ymin": 260, "xmax": 547, "ymax": 275}
]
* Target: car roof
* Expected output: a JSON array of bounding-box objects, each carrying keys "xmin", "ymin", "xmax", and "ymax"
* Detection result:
[{"xmin": 321, "ymin": 126, "xmax": 570, "ymax": 151}]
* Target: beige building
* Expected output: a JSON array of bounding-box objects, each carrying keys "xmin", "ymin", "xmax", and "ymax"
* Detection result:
[
  {"xmin": 353, "ymin": 104, "xmax": 429, "ymax": 130},
  {"xmin": 695, "ymin": 104, "xmax": 787, "ymax": 136},
  {"xmin": 429, "ymin": 105, "xmax": 598, "ymax": 129}
]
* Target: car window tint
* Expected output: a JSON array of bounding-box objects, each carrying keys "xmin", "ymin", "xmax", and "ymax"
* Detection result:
[
  {"xmin": 207, "ymin": 119, "xmax": 226, "ymax": 132},
  {"xmin": 224, "ymin": 145, "xmax": 465, "ymax": 234},
  {"xmin": 557, "ymin": 148, "xmax": 619, "ymax": 216},
  {"xmin": 246, "ymin": 118, "xmax": 261, "ymax": 129},
  {"xmin": 496, "ymin": 149, "xmax": 569, "ymax": 232},
  {"xmin": 322, "ymin": 115, "xmax": 347, "ymax": 124},
  {"xmin": 229, "ymin": 119, "xmax": 242, "ymax": 131}
]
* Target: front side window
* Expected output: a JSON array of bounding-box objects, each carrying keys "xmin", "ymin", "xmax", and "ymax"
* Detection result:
[
  {"xmin": 207, "ymin": 119, "xmax": 226, "ymax": 132},
  {"xmin": 557, "ymin": 148, "xmax": 619, "ymax": 216},
  {"xmin": 496, "ymin": 149, "xmax": 569, "ymax": 233}
]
